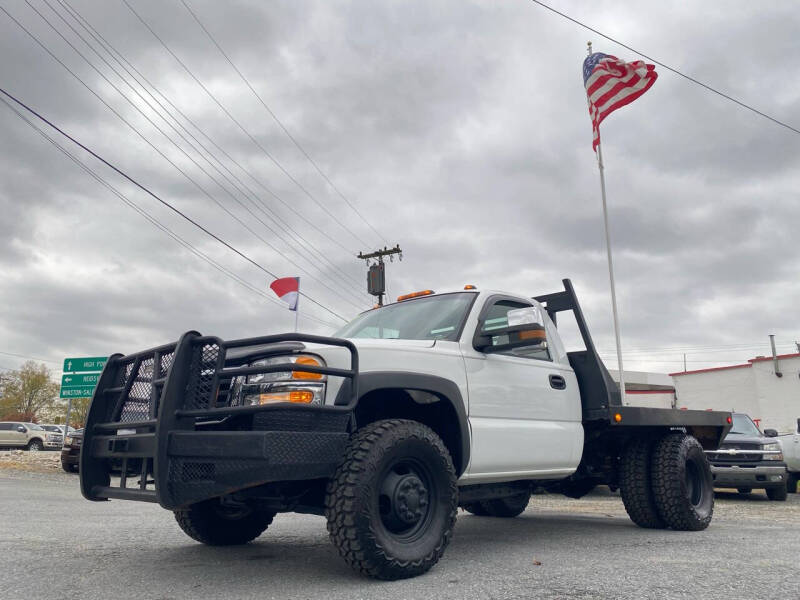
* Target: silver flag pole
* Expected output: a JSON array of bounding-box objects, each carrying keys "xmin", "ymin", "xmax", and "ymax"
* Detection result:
[
  {"xmin": 595, "ymin": 140, "xmax": 627, "ymax": 405},
  {"xmin": 587, "ymin": 41, "xmax": 626, "ymax": 405}
]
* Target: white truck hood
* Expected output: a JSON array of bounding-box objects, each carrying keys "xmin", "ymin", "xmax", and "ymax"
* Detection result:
[{"xmin": 301, "ymin": 338, "xmax": 464, "ymax": 406}]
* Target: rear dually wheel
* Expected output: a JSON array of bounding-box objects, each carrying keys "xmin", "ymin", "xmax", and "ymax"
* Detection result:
[{"xmin": 650, "ymin": 433, "xmax": 714, "ymax": 531}]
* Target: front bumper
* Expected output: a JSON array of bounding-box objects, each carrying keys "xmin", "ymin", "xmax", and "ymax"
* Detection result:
[
  {"xmin": 61, "ymin": 445, "xmax": 80, "ymax": 466},
  {"xmin": 80, "ymin": 331, "xmax": 358, "ymax": 510},
  {"xmin": 710, "ymin": 463, "xmax": 787, "ymax": 488},
  {"xmin": 44, "ymin": 439, "xmax": 62, "ymax": 449}
]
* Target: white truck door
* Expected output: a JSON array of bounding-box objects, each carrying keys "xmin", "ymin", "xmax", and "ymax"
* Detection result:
[{"xmin": 461, "ymin": 297, "xmax": 582, "ymax": 482}]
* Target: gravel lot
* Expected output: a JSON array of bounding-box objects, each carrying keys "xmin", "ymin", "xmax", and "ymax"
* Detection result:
[{"xmin": 1, "ymin": 465, "xmax": 798, "ymax": 600}]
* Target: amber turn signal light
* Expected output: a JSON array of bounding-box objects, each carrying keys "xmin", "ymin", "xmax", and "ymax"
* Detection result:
[
  {"xmin": 259, "ymin": 390, "xmax": 314, "ymax": 405},
  {"xmin": 292, "ymin": 356, "xmax": 323, "ymax": 380}
]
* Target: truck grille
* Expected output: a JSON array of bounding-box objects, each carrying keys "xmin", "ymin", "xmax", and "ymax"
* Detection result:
[{"xmin": 707, "ymin": 442, "xmax": 763, "ymax": 462}]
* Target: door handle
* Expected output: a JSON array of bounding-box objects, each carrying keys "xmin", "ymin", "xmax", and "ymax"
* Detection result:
[{"xmin": 549, "ymin": 374, "xmax": 566, "ymax": 390}]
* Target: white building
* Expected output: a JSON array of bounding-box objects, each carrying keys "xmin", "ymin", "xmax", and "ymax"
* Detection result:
[{"xmin": 671, "ymin": 353, "xmax": 800, "ymax": 434}]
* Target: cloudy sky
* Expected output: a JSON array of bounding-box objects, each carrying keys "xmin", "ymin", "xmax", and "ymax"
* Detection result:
[{"xmin": 1, "ymin": 0, "xmax": 798, "ymax": 379}]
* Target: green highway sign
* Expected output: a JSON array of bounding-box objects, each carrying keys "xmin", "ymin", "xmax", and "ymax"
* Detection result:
[
  {"xmin": 60, "ymin": 386, "xmax": 96, "ymax": 399},
  {"xmin": 63, "ymin": 356, "xmax": 107, "ymax": 373},
  {"xmin": 61, "ymin": 373, "xmax": 100, "ymax": 387}
]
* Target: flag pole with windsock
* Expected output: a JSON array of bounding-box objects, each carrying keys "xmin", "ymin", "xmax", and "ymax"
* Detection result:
[
  {"xmin": 270, "ymin": 277, "xmax": 301, "ymax": 332},
  {"xmin": 583, "ymin": 42, "xmax": 657, "ymax": 405}
]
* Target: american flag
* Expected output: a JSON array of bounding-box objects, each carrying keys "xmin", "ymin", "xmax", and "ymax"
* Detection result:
[{"xmin": 583, "ymin": 52, "xmax": 657, "ymax": 150}]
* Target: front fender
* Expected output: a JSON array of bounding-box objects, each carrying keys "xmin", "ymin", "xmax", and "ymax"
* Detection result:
[{"xmin": 335, "ymin": 371, "xmax": 470, "ymax": 475}]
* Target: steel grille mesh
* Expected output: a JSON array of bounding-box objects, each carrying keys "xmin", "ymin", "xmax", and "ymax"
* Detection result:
[
  {"xmin": 184, "ymin": 343, "xmax": 220, "ymax": 410},
  {"xmin": 119, "ymin": 357, "xmax": 154, "ymax": 422},
  {"xmin": 158, "ymin": 351, "xmax": 174, "ymax": 377}
]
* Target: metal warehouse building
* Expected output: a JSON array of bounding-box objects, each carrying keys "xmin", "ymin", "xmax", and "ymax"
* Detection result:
[{"xmin": 671, "ymin": 353, "xmax": 800, "ymax": 434}]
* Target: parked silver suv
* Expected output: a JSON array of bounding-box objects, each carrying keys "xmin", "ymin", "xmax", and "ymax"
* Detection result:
[{"xmin": 0, "ymin": 422, "xmax": 63, "ymax": 451}]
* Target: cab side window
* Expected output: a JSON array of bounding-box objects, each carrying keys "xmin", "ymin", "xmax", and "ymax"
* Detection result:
[{"xmin": 480, "ymin": 300, "xmax": 551, "ymax": 361}]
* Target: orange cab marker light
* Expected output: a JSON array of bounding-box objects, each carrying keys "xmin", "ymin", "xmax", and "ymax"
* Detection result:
[
  {"xmin": 614, "ymin": 413, "xmax": 622, "ymax": 423},
  {"xmin": 464, "ymin": 284, "xmax": 476, "ymax": 290},
  {"xmin": 397, "ymin": 290, "xmax": 434, "ymax": 302}
]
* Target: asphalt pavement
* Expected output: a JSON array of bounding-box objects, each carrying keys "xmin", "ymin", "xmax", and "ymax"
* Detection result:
[{"xmin": 1, "ymin": 470, "xmax": 798, "ymax": 599}]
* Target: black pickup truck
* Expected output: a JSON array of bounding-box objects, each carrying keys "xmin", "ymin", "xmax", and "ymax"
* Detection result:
[
  {"xmin": 80, "ymin": 279, "xmax": 730, "ymax": 579},
  {"xmin": 705, "ymin": 413, "xmax": 788, "ymax": 501}
]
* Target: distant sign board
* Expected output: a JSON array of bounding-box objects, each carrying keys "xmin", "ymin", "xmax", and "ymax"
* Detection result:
[
  {"xmin": 60, "ymin": 386, "xmax": 97, "ymax": 399},
  {"xmin": 60, "ymin": 356, "xmax": 108, "ymax": 399},
  {"xmin": 61, "ymin": 373, "xmax": 100, "ymax": 387},
  {"xmin": 63, "ymin": 356, "xmax": 107, "ymax": 373}
]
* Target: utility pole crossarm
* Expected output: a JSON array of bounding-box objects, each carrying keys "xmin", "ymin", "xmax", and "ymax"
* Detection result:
[
  {"xmin": 357, "ymin": 245, "xmax": 402, "ymax": 261},
  {"xmin": 357, "ymin": 245, "xmax": 403, "ymax": 307}
]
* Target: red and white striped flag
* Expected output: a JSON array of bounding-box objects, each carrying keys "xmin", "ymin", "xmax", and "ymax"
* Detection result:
[
  {"xmin": 583, "ymin": 52, "xmax": 657, "ymax": 150},
  {"xmin": 269, "ymin": 277, "xmax": 299, "ymax": 311}
]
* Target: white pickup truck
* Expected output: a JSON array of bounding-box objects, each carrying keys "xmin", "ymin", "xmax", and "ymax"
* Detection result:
[
  {"xmin": 774, "ymin": 419, "xmax": 800, "ymax": 493},
  {"xmin": 80, "ymin": 279, "xmax": 731, "ymax": 579}
]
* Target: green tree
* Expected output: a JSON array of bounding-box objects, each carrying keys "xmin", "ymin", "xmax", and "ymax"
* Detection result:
[
  {"xmin": 0, "ymin": 361, "xmax": 60, "ymax": 421},
  {"xmin": 52, "ymin": 397, "xmax": 92, "ymax": 428}
]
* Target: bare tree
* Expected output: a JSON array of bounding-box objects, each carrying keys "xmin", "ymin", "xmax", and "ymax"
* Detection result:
[{"xmin": 0, "ymin": 361, "xmax": 60, "ymax": 421}]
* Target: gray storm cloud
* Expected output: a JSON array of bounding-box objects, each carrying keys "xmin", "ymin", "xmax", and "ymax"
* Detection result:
[{"xmin": 1, "ymin": 0, "xmax": 798, "ymax": 375}]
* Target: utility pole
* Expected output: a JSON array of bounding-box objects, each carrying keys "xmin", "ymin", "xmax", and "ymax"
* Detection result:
[
  {"xmin": 683, "ymin": 353, "xmax": 687, "ymax": 372},
  {"xmin": 357, "ymin": 245, "xmax": 402, "ymax": 307}
]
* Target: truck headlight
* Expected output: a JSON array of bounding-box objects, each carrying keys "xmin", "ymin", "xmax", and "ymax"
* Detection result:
[
  {"xmin": 234, "ymin": 355, "xmax": 326, "ymax": 406},
  {"xmin": 762, "ymin": 442, "xmax": 783, "ymax": 461},
  {"xmin": 247, "ymin": 355, "xmax": 326, "ymax": 383}
]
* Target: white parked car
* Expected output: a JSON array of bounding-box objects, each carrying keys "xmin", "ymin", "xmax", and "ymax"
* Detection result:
[
  {"xmin": 40, "ymin": 424, "xmax": 77, "ymax": 437},
  {"xmin": 773, "ymin": 418, "xmax": 800, "ymax": 493},
  {"xmin": 0, "ymin": 422, "xmax": 63, "ymax": 450}
]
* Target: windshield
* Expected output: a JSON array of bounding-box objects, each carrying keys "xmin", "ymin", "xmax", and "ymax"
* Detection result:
[
  {"xmin": 26, "ymin": 423, "xmax": 44, "ymax": 431},
  {"xmin": 42, "ymin": 425, "xmax": 60, "ymax": 432},
  {"xmin": 729, "ymin": 414, "xmax": 760, "ymax": 436},
  {"xmin": 336, "ymin": 293, "xmax": 476, "ymax": 342}
]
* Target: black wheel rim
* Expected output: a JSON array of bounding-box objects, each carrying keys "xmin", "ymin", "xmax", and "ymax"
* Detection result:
[
  {"xmin": 377, "ymin": 457, "xmax": 435, "ymax": 542},
  {"xmin": 685, "ymin": 459, "xmax": 703, "ymax": 507},
  {"xmin": 212, "ymin": 502, "xmax": 253, "ymax": 521}
]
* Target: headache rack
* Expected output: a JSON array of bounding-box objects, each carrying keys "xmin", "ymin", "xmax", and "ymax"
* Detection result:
[
  {"xmin": 535, "ymin": 280, "xmax": 731, "ymax": 444},
  {"xmin": 80, "ymin": 331, "xmax": 358, "ymax": 509}
]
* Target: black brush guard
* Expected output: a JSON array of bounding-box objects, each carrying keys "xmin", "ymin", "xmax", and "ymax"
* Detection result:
[{"xmin": 80, "ymin": 331, "xmax": 358, "ymax": 510}]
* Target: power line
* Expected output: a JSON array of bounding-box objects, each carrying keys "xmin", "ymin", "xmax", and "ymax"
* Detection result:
[
  {"xmin": 122, "ymin": 0, "xmax": 373, "ymax": 249},
  {"xmin": 0, "ymin": 85, "xmax": 348, "ymax": 323},
  {"xmin": 0, "ymin": 94, "xmax": 340, "ymax": 329},
  {"xmin": 528, "ymin": 0, "xmax": 800, "ymax": 136},
  {"xmin": 0, "ymin": 350, "xmax": 60, "ymax": 364},
  {"xmin": 13, "ymin": 0, "xmax": 365, "ymax": 311},
  {"xmin": 179, "ymin": 0, "xmax": 388, "ymax": 247},
  {"xmin": 58, "ymin": 0, "xmax": 369, "ymax": 297}
]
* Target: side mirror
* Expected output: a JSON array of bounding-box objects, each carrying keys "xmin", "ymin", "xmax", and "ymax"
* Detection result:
[
  {"xmin": 763, "ymin": 429, "xmax": 778, "ymax": 438},
  {"xmin": 475, "ymin": 307, "xmax": 547, "ymax": 353},
  {"xmin": 16, "ymin": 426, "xmax": 26, "ymax": 433}
]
